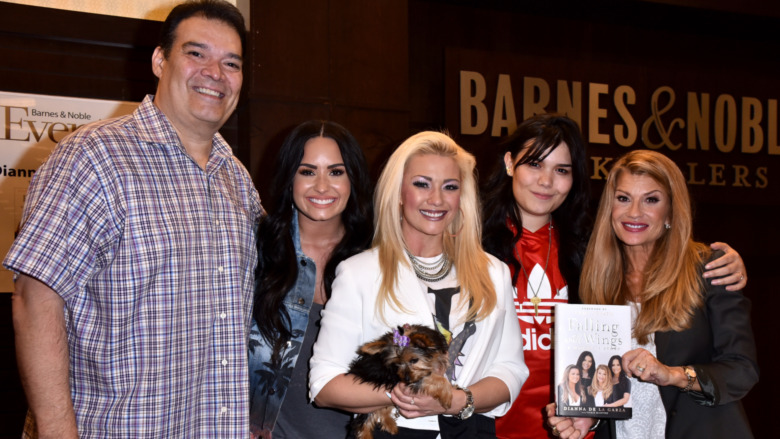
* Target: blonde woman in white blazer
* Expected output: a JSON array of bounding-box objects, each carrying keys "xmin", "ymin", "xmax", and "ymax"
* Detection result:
[{"xmin": 310, "ymin": 131, "xmax": 528, "ymax": 438}]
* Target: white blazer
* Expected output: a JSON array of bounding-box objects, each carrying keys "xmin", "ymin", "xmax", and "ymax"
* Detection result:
[{"xmin": 309, "ymin": 247, "xmax": 528, "ymax": 430}]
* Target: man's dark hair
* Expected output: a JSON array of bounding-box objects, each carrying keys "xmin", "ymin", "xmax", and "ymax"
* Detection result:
[{"xmin": 159, "ymin": 0, "xmax": 246, "ymax": 58}]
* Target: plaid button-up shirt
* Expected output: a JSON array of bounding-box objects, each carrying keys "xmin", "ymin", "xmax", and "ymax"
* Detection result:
[{"xmin": 4, "ymin": 95, "xmax": 263, "ymax": 438}]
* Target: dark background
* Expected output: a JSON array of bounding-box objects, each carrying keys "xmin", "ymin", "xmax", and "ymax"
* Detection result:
[{"xmin": 0, "ymin": 0, "xmax": 776, "ymax": 436}]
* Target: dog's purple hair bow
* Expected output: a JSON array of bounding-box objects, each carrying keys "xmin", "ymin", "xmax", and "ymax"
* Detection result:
[{"xmin": 393, "ymin": 328, "xmax": 410, "ymax": 347}]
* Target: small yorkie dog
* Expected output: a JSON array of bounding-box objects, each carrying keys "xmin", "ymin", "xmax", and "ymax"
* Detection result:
[{"xmin": 347, "ymin": 324, "xmax": 452, "ymax": 439}]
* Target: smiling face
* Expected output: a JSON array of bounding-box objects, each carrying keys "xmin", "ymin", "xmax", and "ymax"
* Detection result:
[
  {"xmin": 400, "ymin": 154, "xmax": 461, "ymax": 255},
  {"xmin": 152, "ymin": 16, "xmax": 243, "ymax": 140},
  {"xmin": 292, "ymin": 136, "xmax": 351, "ymax": 226},
  {"xmin": 504, "ymin": 142, "xmax": 573, "ymax": 232},
  {"xmin": 581, "ymin": 355, "xmax": 593, "ymax": 374},
  {"xmin": 597, "ymin": 367, "xmax": 607, "ymax": 385},
  {"xmin": 611, "ymin": 173, "xmax": 671, "ymax": 255},
  {"xmin": 568, "ymin": 367, "xmax": 581, "ymax": 384},
  {"xmin": 611, "ymin": 358, "xmax": 622, "ymax": 376}
]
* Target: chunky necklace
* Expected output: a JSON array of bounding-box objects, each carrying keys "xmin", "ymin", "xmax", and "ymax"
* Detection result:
[
  {"xmin": 517, "ymin": 222, "xmax": 552, "ymax": 316},
  {"xmin": 406, "ymin": 250, "xmax": 453, "ymax": 282}
]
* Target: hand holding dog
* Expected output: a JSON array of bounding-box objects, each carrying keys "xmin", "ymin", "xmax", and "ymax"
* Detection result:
[{"xmin": 391, "ymin": 382, "xmax": 461, "ymax": 418}]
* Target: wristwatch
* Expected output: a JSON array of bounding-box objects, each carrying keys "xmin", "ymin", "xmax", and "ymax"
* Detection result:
[
  {"xmin": 455, "ymin": 385, "xmax": 474, "ymax": 420},
  {"xmin": 681, "ymin": 365, "xmax": 697, "ymax": 392}
]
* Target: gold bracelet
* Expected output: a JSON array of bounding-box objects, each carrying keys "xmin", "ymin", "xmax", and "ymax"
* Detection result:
[{"xmin": 681, "ymin": 366, "xmax": 697, "ymax": 392}]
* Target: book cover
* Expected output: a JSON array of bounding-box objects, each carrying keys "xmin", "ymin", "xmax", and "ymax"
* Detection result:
[{"xmin": 554, "ymin": 303, "xmax": 632, "ymax": 419}]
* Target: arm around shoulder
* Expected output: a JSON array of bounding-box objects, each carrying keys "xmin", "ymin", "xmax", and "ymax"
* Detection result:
[{"xmin": 12, "ymin": 274, "xmax": 78, "ymax": 438}]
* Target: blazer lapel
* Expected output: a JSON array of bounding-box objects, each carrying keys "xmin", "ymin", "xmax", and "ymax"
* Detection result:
[
  {"xmin": 655, "ymin": 330, "xmax": 672, "ymax": 364},
  {"xmin": 654, "ymin": 330, "xmax": 681, "ymax": 413},
  {"xmin": 396, "ymin": 262, "xmax": 435, "ymax": 323}
]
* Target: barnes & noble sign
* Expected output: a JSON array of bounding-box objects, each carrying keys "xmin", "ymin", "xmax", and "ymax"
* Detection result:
[{"xmin": 445, "ymin": 48, "xmax": 779, "ymax": 202}]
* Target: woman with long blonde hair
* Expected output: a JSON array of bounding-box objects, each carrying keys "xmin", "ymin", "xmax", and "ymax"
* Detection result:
[
  {"xmin": 311, "ymin": 131, "xmax": 528, "ymax": 438},
  {"xmin": 588, "ymin": 365, "xmax": 614, "ymax": 407},
  {"xmin": 547, "ymin": 150, "xmax": 758, "ymax": 439}
]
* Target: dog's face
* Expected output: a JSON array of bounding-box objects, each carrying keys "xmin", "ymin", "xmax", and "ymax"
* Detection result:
[
  {"xmin": 349, "ymin": 324, "xmax": 454, "ymax": 439},
  {"xmin": 360, "ymin": 325, "xmax": 449, "ymax": 386}
]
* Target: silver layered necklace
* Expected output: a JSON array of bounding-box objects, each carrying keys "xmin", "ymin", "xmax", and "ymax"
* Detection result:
[{"xmin": 406, "ymin": 250, "xmax": 453, "ymax": 282}]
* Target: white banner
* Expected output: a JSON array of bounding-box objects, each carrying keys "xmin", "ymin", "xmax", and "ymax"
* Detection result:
[{"xmin": 0, "ymin": 91, "xmax": 139, "ymax": 292}]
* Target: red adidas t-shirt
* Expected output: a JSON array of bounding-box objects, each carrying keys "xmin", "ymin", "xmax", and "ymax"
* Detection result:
[{"xmin": 496, "ymin": 222, "xmax": 569, "ymax": 439}]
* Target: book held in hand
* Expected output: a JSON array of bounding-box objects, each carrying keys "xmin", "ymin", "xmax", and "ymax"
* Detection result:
[{"xmin": 554, "ymin": 303, "xmax": 632, "ymax": 419}]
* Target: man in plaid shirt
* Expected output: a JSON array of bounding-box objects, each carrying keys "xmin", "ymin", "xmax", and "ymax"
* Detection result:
[{"xmin": 3, "ymin": 1, "xmax": 263, "ymax": 437}]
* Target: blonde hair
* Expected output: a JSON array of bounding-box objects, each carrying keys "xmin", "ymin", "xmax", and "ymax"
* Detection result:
[
  {"xmin": 589, "ymin": 364, "xmax": 614, "ymax": 400},
  {"xmin": 372, "ymin": 131, "xmax": 495, "ymax": 322},
  {"xmin": 580, "ymin": 149, "xmax": 709, "ymax": 344}
]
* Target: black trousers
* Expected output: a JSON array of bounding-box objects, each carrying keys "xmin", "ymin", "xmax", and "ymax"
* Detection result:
[{"xmin": 366, "ymin": 414, "xmax": 496, "ymax": 439}]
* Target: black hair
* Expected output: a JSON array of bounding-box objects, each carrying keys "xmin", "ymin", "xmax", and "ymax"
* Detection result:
[
  {"xmin": 159, "ymin": 0, "xmax": 246, "ymax": 58},
  {"xmin": 481, "ymin": 113, "xmax": 590, "ymax": 302},
  {"xmin": 609, "ymin": 355, "xmax": 628, "ymax": 382},
  {"xmin": 577, "ymin": 350, "xmax": 596, "ymax": 379},
  {"xmin": 252, "ymin": 120, "xmax": 373, "ymax": 360}
]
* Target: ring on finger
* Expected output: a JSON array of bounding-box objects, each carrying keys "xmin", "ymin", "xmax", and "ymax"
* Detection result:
[
  {"xmin": 637, "ymin": 365, "xmax": 645, "ymax": 373},
  {"xmin": 410, "ymin": 398, "xmax": 415, "ymax": 405},
  {"xmin": 551, "ymin": 425, "xmax": 559, "ymax": 436}
]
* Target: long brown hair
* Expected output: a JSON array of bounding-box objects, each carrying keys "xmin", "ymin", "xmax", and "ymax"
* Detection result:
[
  {"xmin": 580, "ymin": 150, "xmax": 709, "ymax": 344},
  {"xmin": 560, "ymin": 364, "xmax": 586, "ymax": 404}
]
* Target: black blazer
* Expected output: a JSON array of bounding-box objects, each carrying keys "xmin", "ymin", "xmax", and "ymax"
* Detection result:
[{"xmin": 596, "ymin": 251, "xmax": 759, "ymax": 439}]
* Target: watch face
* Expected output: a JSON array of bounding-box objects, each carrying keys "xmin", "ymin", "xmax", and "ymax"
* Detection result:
[{"xmin": 461, "ymin": 405, "xmax": 475, "ymax": 419}]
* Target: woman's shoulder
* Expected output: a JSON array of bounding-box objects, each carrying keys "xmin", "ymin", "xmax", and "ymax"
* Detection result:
[
  {"xmin": 702, "ymin": 246, "xmax": 723, "ymax": 265},
  {"xmin": 337, "ymin": 247, "xmax": 380, "ymax": 271},
  {"xmin": 484, "ymin": 251, "xmax": 507, "ymax": 269},
  {"xmin": 484, "ymin": 251, "xmax": 512, "ymax": 278}
]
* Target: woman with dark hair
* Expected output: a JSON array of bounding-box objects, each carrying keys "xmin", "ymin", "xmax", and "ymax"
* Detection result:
[
  {"xmin": 248, "ymin": 120, "xmax": 373, "ymax": 438},
  {"xmin": 483, "ymin": 114, "xmax": 747, "ymax": 439},
  {"xmin": 607, "ymin": 356, "xmax": 630, "ymax": 407},
  {"xmin": 576, "ymin": 351, "xmax": 596, "ymax": 391},
  {"xmin": 546, "ymin": 150, "xmax": 757, "ymax": 439}
]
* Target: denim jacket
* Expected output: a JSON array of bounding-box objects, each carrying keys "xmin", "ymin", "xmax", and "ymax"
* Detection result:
[{"xmin": 248, "ymin": 210, "xmax": 316, "ymax": 437}]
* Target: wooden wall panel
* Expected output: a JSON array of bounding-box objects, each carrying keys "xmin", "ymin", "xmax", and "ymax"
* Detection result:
[
  {"xmin": 0, "ymin": 3, "xmax": 158, "ymax": 101},
  {"xmin": 247, "ymin": 0, "xmax": 411, "ymax": 203},
  {"xmin": 328, "ymin": 1, "xmax": 409, "ymax": 110},
  {"xmin": 249, "ymin": 0, "xmax": 330, "ymax": 99}
]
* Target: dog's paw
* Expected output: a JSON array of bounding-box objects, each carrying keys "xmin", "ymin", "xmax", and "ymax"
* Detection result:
[
  {"xmin": 438, "ymin": 389, "xmax": 453, "ymax": 410},
  {"xmin": 377, "ymin": 406, "xmax": 398, "ymax": 434}
]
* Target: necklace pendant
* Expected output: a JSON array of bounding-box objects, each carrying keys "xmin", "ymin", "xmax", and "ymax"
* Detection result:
[{"xmin": 530, "ymin": 296, "xmax": 541, "ymax": 316}]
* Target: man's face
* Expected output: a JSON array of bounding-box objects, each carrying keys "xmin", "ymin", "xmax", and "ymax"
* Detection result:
[{"xmin": 152, "ymin": 16, "xmax": 243, "ymax": 138}]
